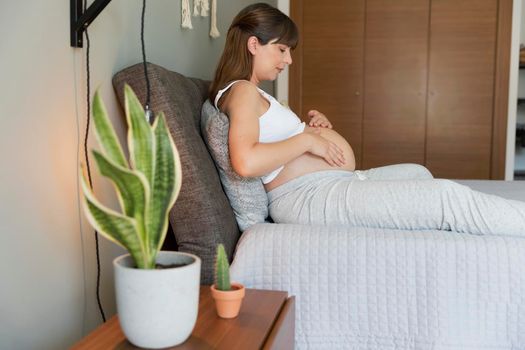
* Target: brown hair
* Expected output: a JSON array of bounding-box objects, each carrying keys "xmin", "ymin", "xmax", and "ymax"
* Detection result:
[{"xmin": 209, "ymin": 3, "xmax": 298, "ymax": 109}]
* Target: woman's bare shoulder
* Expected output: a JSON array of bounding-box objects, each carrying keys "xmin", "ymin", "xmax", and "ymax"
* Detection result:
[
  {"xmin": 228, "ymin": 81, "xmax": 259, "ymax": 102},
  {"xmin": 223, "ymin": 81, "xmax": 262, "ymax": 116}
]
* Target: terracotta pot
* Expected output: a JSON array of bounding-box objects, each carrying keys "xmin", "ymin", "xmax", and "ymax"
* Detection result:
[{"xmin": 210, "ymin": 283, "xmax": 245, "ymax": 318}]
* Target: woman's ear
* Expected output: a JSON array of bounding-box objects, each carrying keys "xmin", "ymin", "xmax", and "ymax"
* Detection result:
[{"xmin": 247, "ymin": 36, "xmax": 259, "ymax": 55}]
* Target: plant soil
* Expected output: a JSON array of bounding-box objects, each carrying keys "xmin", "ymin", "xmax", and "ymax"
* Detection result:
[{"xmin": 155, "ymin": 262, "xmax": 189, "ymax": 269}]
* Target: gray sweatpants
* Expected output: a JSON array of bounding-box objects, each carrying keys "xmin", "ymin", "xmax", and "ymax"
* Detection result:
[{"xmin": 267, "ymin": 164, "xmax": 525, "ymax": 236}]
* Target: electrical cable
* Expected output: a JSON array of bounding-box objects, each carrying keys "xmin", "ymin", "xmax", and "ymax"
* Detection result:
[
  {"xmin": 74, "ymin": 42, "xmax": 88, "ymax": 338},
  {"xmin": 79, "ymin": 0, "xmax": 151, "ymax": 324},
  {"xmin": 141, "ymin": 0, "xmax": 153, "ymax": 122},
  {"xmin": 83, "ymin": 0, "xmax": 106, "ymax": 323}
]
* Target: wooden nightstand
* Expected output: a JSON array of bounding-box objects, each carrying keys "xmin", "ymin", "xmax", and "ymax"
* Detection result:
[{"xmin": 71, "ymin": 287, "xmax": 295, "ymax": 349}]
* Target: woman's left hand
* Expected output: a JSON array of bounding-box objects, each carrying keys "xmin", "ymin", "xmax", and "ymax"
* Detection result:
[{"xmin": 308, "ymin": 110, "xmax": 332, "ymax": 129}]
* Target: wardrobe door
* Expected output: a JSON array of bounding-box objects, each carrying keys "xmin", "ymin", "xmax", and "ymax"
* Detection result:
[
  {"xmin": 290, "ymin": 0, "xmax": 365, "ymax": 168},
  {"xmin": 426, "ymin": 0, "xmax": 498, "ymax": 179},
  {"xmin": 362, "ymin": 0, "xmax": 430, "ymax": 168}
]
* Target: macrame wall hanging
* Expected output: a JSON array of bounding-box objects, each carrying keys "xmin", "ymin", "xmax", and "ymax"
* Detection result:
[{"xmin": 181, "ymin": 0, "xmax": 220, "ymax": 38}]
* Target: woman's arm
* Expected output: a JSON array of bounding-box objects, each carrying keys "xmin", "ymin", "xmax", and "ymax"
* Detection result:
[{"xmin": 223, "ymin": 82, "xmax": 345, "ymax": 178}]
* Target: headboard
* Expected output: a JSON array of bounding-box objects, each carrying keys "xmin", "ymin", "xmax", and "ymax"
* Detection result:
[{"xmin": 112, "ymin": 63, "xmax": 240, "ymax": 284}]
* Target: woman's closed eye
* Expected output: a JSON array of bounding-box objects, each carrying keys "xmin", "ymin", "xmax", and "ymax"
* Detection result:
[{"xmin": 277, "ymin": 44, "xmax": 289, "ymax": 53}]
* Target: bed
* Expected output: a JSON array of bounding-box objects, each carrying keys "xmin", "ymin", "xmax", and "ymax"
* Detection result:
[
  {"xmin": 113, "ymin": 63, "xmax": 525, "ymax": 350},
  {"xmin": 231, "ymin": 180, "xmax": 525, "ymax": 349}
]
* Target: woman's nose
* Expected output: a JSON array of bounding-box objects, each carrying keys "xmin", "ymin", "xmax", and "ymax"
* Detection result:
[{"xmin": 284, "ymin": 50, "xmax": 292, "ymax": 65}]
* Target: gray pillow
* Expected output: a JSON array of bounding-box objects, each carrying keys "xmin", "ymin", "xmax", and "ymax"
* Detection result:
[{"xmin": 201, "ymin": 99, "xmax": 269, "ymax": 231}]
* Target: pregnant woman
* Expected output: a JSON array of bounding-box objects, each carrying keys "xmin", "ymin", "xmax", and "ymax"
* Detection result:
[{"xmin": 209, "ymin": 3, "xmax": 525, "ymax": 236}]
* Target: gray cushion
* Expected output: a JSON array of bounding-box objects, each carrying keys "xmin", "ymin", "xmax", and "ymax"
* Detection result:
[
  {"xmin": 201, "ymin": 100, "xmax": 269, "ymax": 231},
  {"xmin": 112, "ymin": 63, "xmax": 240, "ymax": 284}
]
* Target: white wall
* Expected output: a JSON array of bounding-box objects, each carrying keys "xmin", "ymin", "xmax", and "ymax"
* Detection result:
[
  {"xmin": 275, "ymin": 0, "xmax": 290, "ymax": 104},
  {"xmin": 0, "ymin": 0, "xmax": 273, "ymax": 349},
  {"xmin": 514, "ymin": 0, "xmax": 525, "ymax": 174}
]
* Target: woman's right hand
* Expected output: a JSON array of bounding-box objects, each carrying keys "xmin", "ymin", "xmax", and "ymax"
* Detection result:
[{"xmin": 304, "ymin": 127, "xmax": 346, "ymax": 167}]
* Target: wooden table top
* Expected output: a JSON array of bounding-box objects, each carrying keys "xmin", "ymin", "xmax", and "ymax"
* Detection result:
[{"xmin": 71, "ymin": 287, "xmax": 290, "ymax": 349}]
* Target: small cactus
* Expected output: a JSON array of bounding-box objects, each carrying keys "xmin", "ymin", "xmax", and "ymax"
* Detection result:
[{"xmin": 214, "ymin": 244, "xmax": 231, "ymax": 291}]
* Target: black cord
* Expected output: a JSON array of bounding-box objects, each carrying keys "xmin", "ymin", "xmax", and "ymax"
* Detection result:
[
  {"xmin": 83, "ymin": 0, "xmax": 106, "ymax": 323},
  {"xmin": 141, "ymin": 0, "xmax": 152, "ymax": 122},
  {"xmin": 81, "ymin": 0, "xmax": 150, "ymax": 324}
]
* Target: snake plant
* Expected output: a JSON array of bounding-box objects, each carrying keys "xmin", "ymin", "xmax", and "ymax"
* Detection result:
[
  {"xmin": 214, "ymin": 244, "xmax": 231, "ymax": 291},
  {"xmin": 80, "ymin": 85, "xmax": 182, "ymax": 269}
]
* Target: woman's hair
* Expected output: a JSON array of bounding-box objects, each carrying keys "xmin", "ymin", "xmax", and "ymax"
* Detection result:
[{"xmin": 209, "ymin": 3, "xmax": 298, "ymax": 108}]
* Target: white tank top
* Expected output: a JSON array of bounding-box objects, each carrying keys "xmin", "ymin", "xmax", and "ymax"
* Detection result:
[{"xmin": 214, "ymin": 80, "xmax": 306, "ymax": 184}]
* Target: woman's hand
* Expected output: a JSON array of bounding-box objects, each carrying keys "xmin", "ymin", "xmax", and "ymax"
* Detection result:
[
  {"xmin": 304, "ymin": 128, "xmax": 345, "ymax": 167},
  {"xmin": 308, "ymin": 110, "xmax": 332, "ymax": 129}
]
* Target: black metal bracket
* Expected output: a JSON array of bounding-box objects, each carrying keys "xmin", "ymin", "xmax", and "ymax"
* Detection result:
[{"xmin": 70, "ymin": 0, "xmax": 113, "ymax": 47}]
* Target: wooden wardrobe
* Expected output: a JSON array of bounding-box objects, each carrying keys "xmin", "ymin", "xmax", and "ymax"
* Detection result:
[{"xmin": 289, "ymin": 0, "xmax": 512, "ymax": 179}]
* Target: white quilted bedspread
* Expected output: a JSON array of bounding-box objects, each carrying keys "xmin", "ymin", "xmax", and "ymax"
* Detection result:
[{"xmin": 230, "ymin": 224, "xmax": 525, "ymax": 349}]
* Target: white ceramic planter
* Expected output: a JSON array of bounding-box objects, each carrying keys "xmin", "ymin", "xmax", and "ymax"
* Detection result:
[{"xmin": 114, "ymin": 251, "xmax": 201, "ymax": 349}]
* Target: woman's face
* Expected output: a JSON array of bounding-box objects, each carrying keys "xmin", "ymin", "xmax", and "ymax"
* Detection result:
[{"xmin": 249, "ymin": 37, "xmax": 292, "ymax": 85}]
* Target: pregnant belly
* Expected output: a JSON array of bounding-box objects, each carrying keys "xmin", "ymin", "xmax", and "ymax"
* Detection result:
[{"xmin": 265, "ymin": 126, "xmax": 356, "ymax": 191}]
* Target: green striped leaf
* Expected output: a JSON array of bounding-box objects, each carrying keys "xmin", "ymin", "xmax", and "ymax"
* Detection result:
[
  {"xmin": 147, "ymin": 112, "xmax": 182, "ymax": 255},
  {"xmin": 124, "ymin": 84, "xmax": 154, "ymax": 184},
  {"xmin": 92, "ymin": 91, "xmax": 127, "ymax": 168},
  {"xmin": 92, "ymin": 150, "xmax": 149, "ymax": 248},
  {"xmin": 80, "ymin": 176, "xmax": 148, "ymax": 268}
]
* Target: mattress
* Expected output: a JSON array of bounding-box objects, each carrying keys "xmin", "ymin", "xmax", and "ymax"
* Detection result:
[
  {"xmin": 230, "ymin": 180, "xmax": 525, "ymax": 349},
  {"xmin": 455, "ymin": 180, "xmax": 525, "ymax": 202}
]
